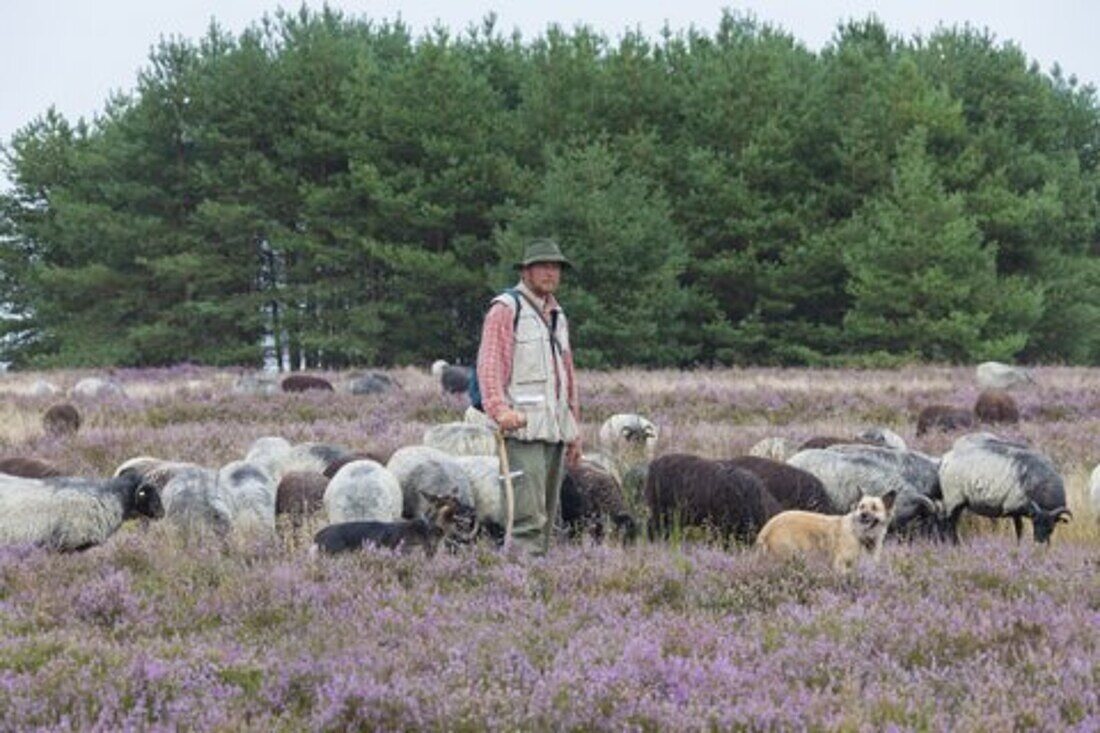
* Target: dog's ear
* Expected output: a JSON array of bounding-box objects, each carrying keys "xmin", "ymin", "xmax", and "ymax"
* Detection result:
[{"xmin": 880, "ymin": 490, "xmax": 897, "ymax": 513}]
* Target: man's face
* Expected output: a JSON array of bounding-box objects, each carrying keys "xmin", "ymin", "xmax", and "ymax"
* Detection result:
[{"xmin": 522, "ymin": 261, "xmax": 562, "ymax": 297}]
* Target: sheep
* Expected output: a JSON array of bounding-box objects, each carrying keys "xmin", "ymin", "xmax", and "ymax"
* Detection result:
[
  {"xmin": 70, "ymin": 377, "xmax": 126, "ymax": 400},
  {"xmin": 386, "ymin": 446, "xmax": 474, "ymax": 519},
  {"xmin": 799, "ymin": 435, "xmax": 879, "ymax": 451},
  {"xmin": 423, "ymin": 422, "xmax": 497, "ymax": 457},
  {"xmin": 976, "ymin": 361, "xmax": 1034, "ymax": 391},
  {"xmin": 113, "ymin": 456, "xmax": 200, "ymax": 492},
  {"xmin": 161, "ymin": 466, "xmax": 234, "ymax": 538},
  {"xmin": 431, "ymin": 360, "xmax": 473, "ymax": 395},
  {"xmin": 312, "ymin": 494, "xmax": 467, "ymax": 557},
  {"xmin": 42, "ymin": 403, "xmax": 81, "ymax": 437},
  {"xmin": 748, "ymin": 437, "xmax": 796, "ymax": 463},
  {"xmin": 324, "ymin": 451, "xmax": 390, "ymax": 478},
  {"xmin": 644, "ymin": 453, "xmax": 780, "ymax": 545},
  {"xmin": 560, "ymin": 461, "xmax": 638, "ymax": 543},
  {"xmin": 242, "ymin": 438, "xmax": 351, "ymax": 482},
  {"xmin": 720, "ymin": 456, "xmax": 837, "ymax": 515},
  {"xmin": 243, "ymin": 436, "xmax": 294, "ymax": 480},
  {"xmin": 281, "ymin": 374, "xmax": 335, "ymax": 393},
  {"xmin": 857, "ymin": 427, "xmax": 907, "ymax": 451},
  {"xmin": 0, "ymin": 456, "xmax": 63, "ymax": 479},
  {"xmin": 598, "ymin": 414, "xmax": 659, "ymax": 464},
  {"xmin": 217, "ymin": 460, "xmax": 276, "ymax": 536},
  {"xmin": 232, "ymin": 373, "xmax": 278, "ymax": 396},
  {"xmin": 29, "ymin": 379, "xmax": 61, "ymax": 397},
  {"xmin": 916, "ymin": 405, "xmax": 975, "ymax": 436},
  {"xmin": 347, "ymin": 372, "xmax": 398, "ymax": 395},
  {"xmin": 323, "ymin": 460, "xmax": 404, "ymax": 524},
  {"xmin": 939, "ymin": 433, "xmax": 1071, "ymax": 543},
  {"xmin": 0, "ymin": 473, "xmax": 163, "ymax": 551},
  {"xmin": 275, "ymin": 471, "xmax": 329, "ymax": 521},
  {"xmin": 451, "ymin": 455, "xmax": 508, "ymax": 543},
  {"xmin": 786, "ymin": 446, "xmax": 942, "ymax": 537},
  {"xmin": 974, "ymin": 389, "xmax": 1020, "ymax": 425}
]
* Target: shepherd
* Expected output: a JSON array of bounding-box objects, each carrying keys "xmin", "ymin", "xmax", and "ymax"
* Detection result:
[{"xmin": 473, "ymin": 238, "xmax": 583, "ymax": 556}]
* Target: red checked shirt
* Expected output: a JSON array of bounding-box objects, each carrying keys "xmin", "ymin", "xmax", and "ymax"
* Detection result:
[{"xmin": 476, "ymin": 288, "xmax": 581, "ymax": 440}]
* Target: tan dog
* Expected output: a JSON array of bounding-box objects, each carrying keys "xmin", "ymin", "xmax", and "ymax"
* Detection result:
[{"xmin": 756, "ymin": 490, "xmax": 897, "ymax": 572}]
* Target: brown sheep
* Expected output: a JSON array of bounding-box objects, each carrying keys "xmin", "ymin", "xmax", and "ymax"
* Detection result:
[
  {"xmin": 42, "ymin": 403, "xmax": 81, "ymax": 437},
  {"xmin": 323, "ymin": 450, "xmax": 390, "ymax": 479},
  {"xmin": 916, "ymin": 405, "xmax": 976, "ymax": 436},
  {"xmin": 281, "ymin": 375, "xmax": 335, "ymax": 393},
  {"xmin": 645, "ymin": 453, "xmax": 780, "ymax": 545},
  {"xmin": 720, "ymin": 456, "xmax": 839, "ymax": 515},
  {"xmin": 275, "ymin": 471, "xmax": 330, "ymax": 519},
  {"xmin": 0, "ymin": 456, "xmax": 63, "ymax": 478},
  {"xmin": 974, "ymin": 390, "xmax": 1020, "ymax": 424},
  {"xmin": 560, "ymin": 461, "xmax": 637, "ymax": 543}
]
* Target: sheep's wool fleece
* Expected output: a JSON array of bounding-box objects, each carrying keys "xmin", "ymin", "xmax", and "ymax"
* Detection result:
[
  {"xmin": 0, "ymin": 477, "xmax": 128, "ymax": 550},
  {"xmin": 324, "ymin": 460, "xmax": 403, "ymax": 523},
  {"xmin": 939, "ymin": 435, "xmax": 1061, "ymax": 515}
]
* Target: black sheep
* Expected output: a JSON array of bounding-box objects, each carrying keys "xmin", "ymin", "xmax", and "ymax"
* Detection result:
[
  {"xmin": 281, "ymin": 375, "xmax": 335, "ymax": 393},
  {"xmin": 720, "ymin": 456, "xmax": 838, "ymax": 515},
  {"xmin": 0, "ymin": 456, "xmax": 63, "ymax": 479},
  {"xmin": 916, "ymin": 405, "xmax": 975, "ymax": 436},
  {"xmin": 560, "ymin": 461, "xmax": 638, "ymax": 543},
  {"xmin": 644, "ymin": 453, "xmax": 780, "ymax": 545},
  {"xmin": 42, "ymin": 403, "xmax": 81, "ymax": 437}
]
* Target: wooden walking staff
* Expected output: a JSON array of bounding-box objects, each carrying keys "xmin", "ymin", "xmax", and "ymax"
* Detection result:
[{"xmin": 494, "ymin": 428, "xmax": 516, "ymax": 547}]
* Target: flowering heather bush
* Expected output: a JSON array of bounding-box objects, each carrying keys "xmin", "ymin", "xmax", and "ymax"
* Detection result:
[{"xmin": 0, "ymin": 365, "xmax": 1097, "ymax": 729}]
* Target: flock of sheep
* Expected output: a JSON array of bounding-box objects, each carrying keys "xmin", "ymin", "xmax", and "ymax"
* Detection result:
[{"xmin": 0, "ymin": 361, "xmax": 1095, "ymax": 559}]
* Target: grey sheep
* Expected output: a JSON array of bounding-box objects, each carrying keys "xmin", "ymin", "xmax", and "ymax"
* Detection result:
[
  {"xmin": 0, "ymin": 473, "xmax": 163, "ymax": 551},
  {"xmin": 976, "ymin": 361, "xmax": 1034, "ymax": 390},
  {"xmin": 422, "ymin": 422, "xmax": 497, "ymax": 457},
  {"xmin": 748, "ymin": 437, "xmax": 796, "ymax": 463},
  {"xmin": 786, "ymin": 446, "xmax": 942, "ymax": 536},
  {"xmin": 644, "ymin": 453, "xmax": 780, "ymax": 545},
  {"xmin": 161, "ymin": 466, "xmax": 234, "ymax": 538},
  {"xmin": 939, "ymin": 433, "xmax": 1071, "ymax": 543},
  {"xmin": 323, "ymin": 459, "xmax": 404, "ymax": 524},
  {"xmin": 113, "ymin": 456, "xmax": 200, "ymax": 491},
  {"xmin": 386, "ymin": 446, "xmax": 475, "ymax": 518},
  {"xmin": 218, "ymin": 460, "xmax": 276, "ymax": 536},
  {"xmin": 431, "ymin": 360, "xmax": 473, "ymax": 395}
]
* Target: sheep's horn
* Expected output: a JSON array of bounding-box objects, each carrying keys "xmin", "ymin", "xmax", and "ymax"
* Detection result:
[{"xmin": 1052, "ymin": 506, "xmax": 1073, "ymax": 523}]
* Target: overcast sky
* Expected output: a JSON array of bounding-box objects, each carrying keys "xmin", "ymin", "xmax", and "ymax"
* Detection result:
[{"xmin": 3, "ymin": 0, "xmax": 1098, "ymax": 184}]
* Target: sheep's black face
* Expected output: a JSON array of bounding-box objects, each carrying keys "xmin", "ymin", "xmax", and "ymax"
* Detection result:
[{"xmin": 134, "ymin": 483, "xmax": 165, "ymax": 520}]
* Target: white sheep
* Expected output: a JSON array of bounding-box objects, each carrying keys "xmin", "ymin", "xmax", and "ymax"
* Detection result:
[
  {"xmin": 598, "ymin": 414, "xmax": 659, "ymax": 460},
  {"xmin": 29, "ymin": 379, "xmax": 61, "ymax": 397},
  {"xmin": 161, "ymin": 466, "xmax": 234, "ymax": 537},
  {"xmin": 748, "ymin": 437, "xmax": 796, "ymax": 462},
  {"xmin": 323, "ymin": 459, "xmax": 403, "ymax": 523},
  {"xmin": 976, "ymin": 361, "xmax": 1035, "ymax": 390},
  {"xmin": 70, "ymin": 376, "xmax": 126, "ymax": 400},
  {"xmin": 423, "ymin": 422, "xmax": 497, "ymax": 457},
  {"xmin": 431, "ymin": 360, "xmax": 473, "ymax": 395},
  {"xmin": 858, "ymin": 427, "xmax": 907, "ymax": 451},
  {"xmin": 386, "ymin": 446, "xmax": 475, "ymax": 518},
  {"xmin": 217, "ymin": 460, "xmax": 276, "ymax": 536},
  {"xmin": 939, "ymin": 433, "xmax": 1069, "ymax": 543},
  {"xmin": 243, "ymin": 437, "xmax": 349, "ymax": 483},
  {"xmin": 113, "ymin": 456, "xmax": 200, "ymax": 491},
  {"xmin": 0, "ymin": 473, "xmax": 164, "ymax": 551}
]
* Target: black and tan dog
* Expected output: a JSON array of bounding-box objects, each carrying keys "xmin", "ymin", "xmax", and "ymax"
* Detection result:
[{"xmin": 756, "ymin": 490, "xmax": 897, "ymax": 572}]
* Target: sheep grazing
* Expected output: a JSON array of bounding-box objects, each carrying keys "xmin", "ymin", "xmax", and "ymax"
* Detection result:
[
  {"xmin": 748, "ymin": 437, "xmax": 796, "ymax": 463},
  {"xmin": 281, "ymin": 374, "xmax": 335, "ymax": 393},
  {"xmin": 423, "ymin": 422, "xmax": 496, "ymax": 457},
  {"xmin": 324, "ymin": 451, "xmax": 390, "ymax": 478},
  {"xmin": 218, "ymin": 461, "xmax": 276, "ymax": 537},
  {"xmin": 323, "ymin": 460, "xmax": 404, "ymax": 524},
  {"xmin": 974, "ymin": 389, "xmax": 1020, "ymax": 425},
  {"xmin": 232, "ymin": 373, "xmax": 278, "ymax": 396},
  {"xmin": 786, "ymin": 446, "xmax": 942, "ymax": 537},
  {"xmin": 29, "ymin": 379, "xmax": 61, "ymax": 397},
  {"xmin": 644, "ymin": 453, "xmax": 780, "ymax": 544},
  {"xmin": 0, "ymin": 456, "xmax": 63, "ymax": 479},
  {"xmin": 939, "ymin": 433, "xmax": 1070, "ymax": 543},
  {"xmin": 599, "ymin": 414, "xmax": 659, "ymax": 462},
  {"xmin": 916, "ymin": 405, "xmax": 975, "ymax": 436},
  {"xmin": 431, "ymin": 360, "xmax": 473, "ymax": 395},
  {"xmin": 113, "ymin": 457, "xmax": 199, "ymax": 492},
  {"xmin": 347, "ymin": 372, "xmax": 398, "ymax": 395},
  {"xmin": 386, "ymin": 446, "xmax": 474, "ymax": 519},
  {"xmin": 799, "ymin": 435, "xmax": 879, "ymax": 451},
  {"xmin": 312, "ymin": 494, "xmax": 467, "ymax": 557},
  {"xmin": 560, "ymin": 460, "xmax": 637, "ymax": 543},
  {"xmin": 243, "ymin": 438, "xmax": 353, "ymax": 483},
  {"xmin": 976, "ymin": 361, "xmax": 1034, "ymax": 391},
  {"xmin": 0, "ymin": 473, "xmax": 164, "ymax": 551},
  {"xmin": 42, "ymin": 402, "xmax": 81, "ymax": 437},
  {"xmin": 161, "ymin": 467, "xmax": 234, "ymax": 538},
  {"xmin": 276, "ymin": 471, "xmax": 329, "ymax": 519},
  {"xmin": 720, "ymin": 456, "xmax": 837, "ymax": 515},
  {"xmin": 70, "ymin": 377, "xmax": 126, "ymax": 400},
  {"xmin": 858, "ymin": 428, "xmax": 907, "ymax": 451}
]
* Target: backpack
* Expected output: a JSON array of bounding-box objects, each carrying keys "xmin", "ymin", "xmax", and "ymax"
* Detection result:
[{"xmin": 468, "ymin": 289, "xmax": 521, "ymax": 412}]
